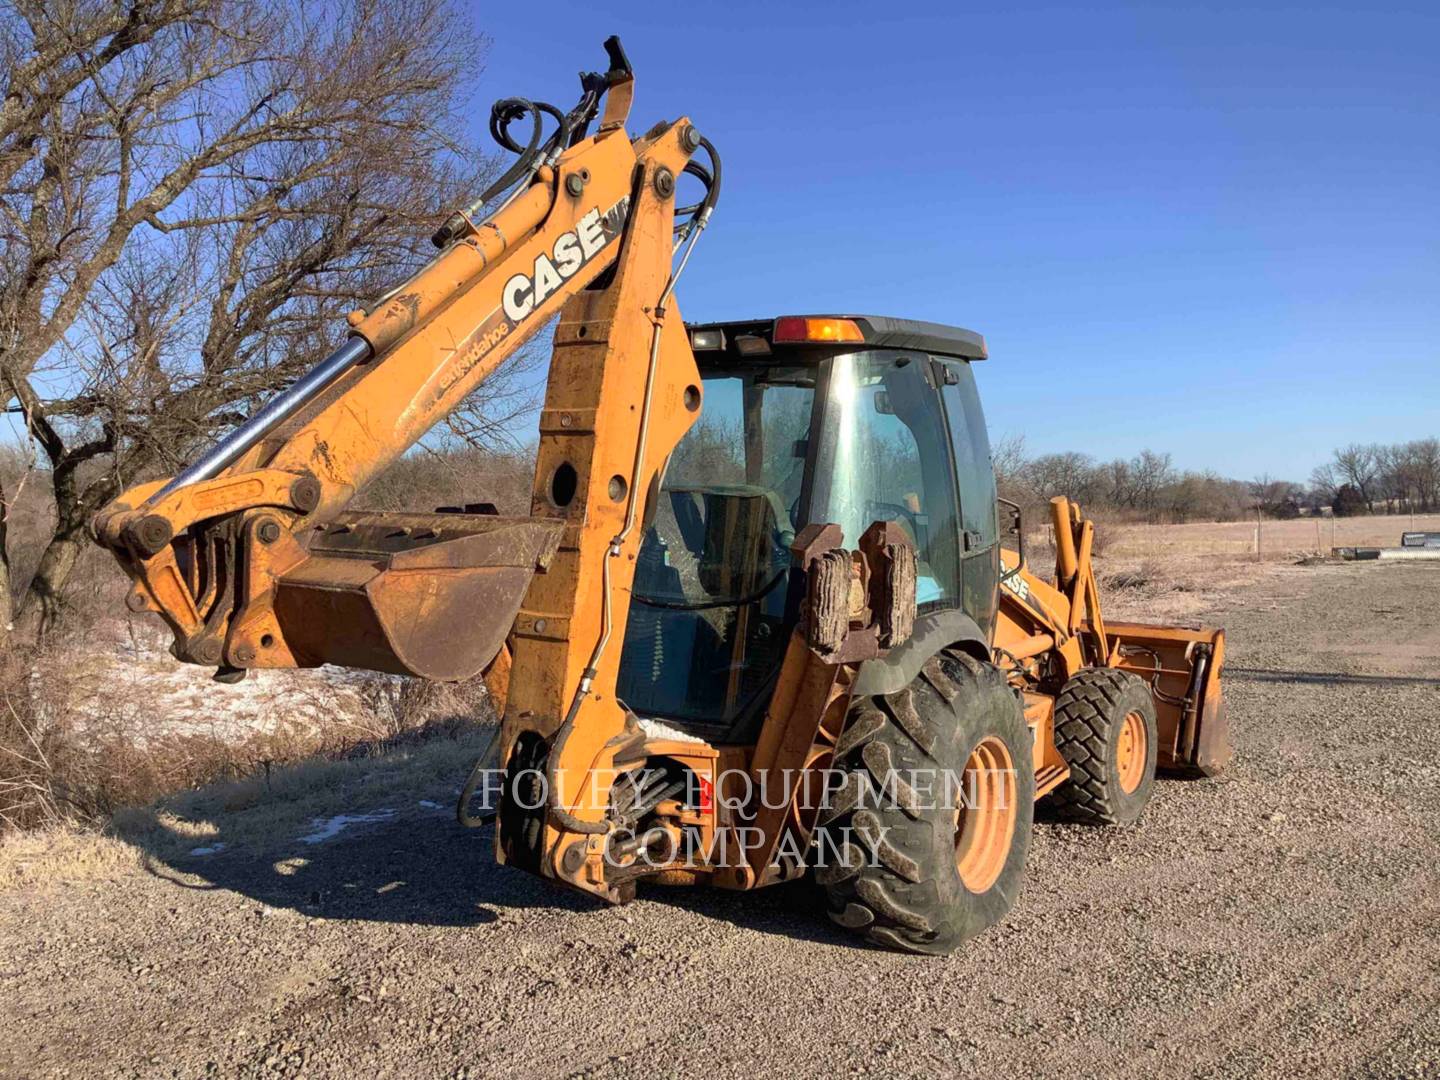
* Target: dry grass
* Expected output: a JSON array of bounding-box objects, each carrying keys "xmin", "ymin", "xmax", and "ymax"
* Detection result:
[
  {"xmin": 1107, "ymin": 512, "xmax": 1440, "ymax": 559},
  {"xmin": 122, "ymin": 724, "xmax": 490, "ymax": 857},
  {"xmin": 0, "ymin": 727, "xmax": 492, "ymax": 892},
  {"xmin": 1019, "ymin": 521, "xmax": 1311, "ymax": 624},
  {"xmin": 1014, "ymin": 512, "xmax": 1440, "ymax": 622},
  {"xmin": 0, "ymin": 444, "xmax": 526, "ymax": 889},
  {"xmin": 0, "ymin": 826, "xmax": 142, "ymax": 891},
  {"xmin": 0, "ymin": 636, "xmax": 497, "ymax": 888},
  {"xmin": 1093, "ymin": 552, "xmax": 1284, "ymax": 622}
]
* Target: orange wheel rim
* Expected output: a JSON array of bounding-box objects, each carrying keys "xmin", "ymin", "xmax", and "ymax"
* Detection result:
[
  {"xmin": 954, "ymin": 736, "xmax": 1018, "ymax": 894},
  {"xmin": 1116, "ymin": 711, "xmax": 1147, "ymax": 794}
]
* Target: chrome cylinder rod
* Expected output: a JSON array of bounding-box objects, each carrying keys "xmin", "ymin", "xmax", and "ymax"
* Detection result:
[{"xmin": 150, "ymin": 336, "xmax": 373, "ymax": 502}]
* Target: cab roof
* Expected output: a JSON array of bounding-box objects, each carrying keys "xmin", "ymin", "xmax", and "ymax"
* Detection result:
[{"xmin": 683, "ymin": 315, "xmax": 987, "ymax": 362}]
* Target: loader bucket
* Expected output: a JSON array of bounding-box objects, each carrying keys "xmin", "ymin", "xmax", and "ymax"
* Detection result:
[
  {"xmin": 271, "ymin": 511, "xmax": 563, "ymax": 681},
  {"xmin": 1107, "ymin": 621, "xmax": 1228, "ymax": 777}
]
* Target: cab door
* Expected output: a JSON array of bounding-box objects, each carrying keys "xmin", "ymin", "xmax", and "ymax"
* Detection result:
[{"xmin": 936, "ymin": 359, "xmax": 1000, "ymax": 636}]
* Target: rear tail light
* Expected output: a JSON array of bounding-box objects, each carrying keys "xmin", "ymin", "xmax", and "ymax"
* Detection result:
[
  {"xmin": 697, "ymin": 775, "xmax": 714, "ymax": 814},
  {"xmin": 772, "ymin": 316, "xmax": 865, "ymax": 344}
]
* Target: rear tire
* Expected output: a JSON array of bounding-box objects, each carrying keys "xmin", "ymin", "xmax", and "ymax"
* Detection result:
[
  {"xmin": 1048, "ymin": 668, "xmax": 1158, "ymax": 826},
  {"xmin": 814, "ymin": 651, "xmax": 1033, "ymax": 955}
]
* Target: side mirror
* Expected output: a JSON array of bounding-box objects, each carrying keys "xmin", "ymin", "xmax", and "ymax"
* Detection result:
[{"xmin": 997, "ymin": 498, "xmax": 1024, "ymax": 585}]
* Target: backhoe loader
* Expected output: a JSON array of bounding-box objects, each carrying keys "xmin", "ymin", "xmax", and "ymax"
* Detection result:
[{"xmin": 93, "ymin": 38, "xmax": 1228, "ymax": 954}]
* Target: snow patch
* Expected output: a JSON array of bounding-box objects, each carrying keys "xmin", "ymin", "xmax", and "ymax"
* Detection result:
[
  {"xmin": 298, "ymin": 809, "xmax": 398, "ymax": 846},
  {"xmin": 189, "ymin": 842, "xmax": 227, "ymax": 856},
  {"xmin": 34, "ymin": 622, "xmax": 393, "ymax": 746},
  {"xmin": 636, "ymin": 717, "xmax": 704, "ymax": 744}
]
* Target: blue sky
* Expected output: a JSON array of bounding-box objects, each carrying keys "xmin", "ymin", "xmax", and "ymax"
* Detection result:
[{"xmin": 469, "ymin": 1, "xmax": 1438, "ymax": 481}]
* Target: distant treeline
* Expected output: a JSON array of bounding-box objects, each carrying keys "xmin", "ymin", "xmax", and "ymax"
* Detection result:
[
  {"xmin": 1307, "ymin": 440, "xmax": 1440, "ymax": 517},
  {"xmin": 994, "ymin": 436, "xmax": 1440, "ymax": 523},
  {"xmin": 2, "ymin": 433, "xmax": 1430, "ymax": 644},
  {"xmin": 993, "ymin": 439, "xmax": 1254, "ymax": 524}
]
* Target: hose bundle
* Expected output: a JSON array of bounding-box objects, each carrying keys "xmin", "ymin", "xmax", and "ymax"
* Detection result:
[{"xmin": 432, "ymin": 37, "xmax": 722, "ymax": 250}]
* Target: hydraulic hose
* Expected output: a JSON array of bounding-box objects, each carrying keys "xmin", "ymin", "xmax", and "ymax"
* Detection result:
[
  {"xmin": 673, "ymin": 136, "xmax": 722, "ymax": 245},
  {"xmin": 431, "ymin": 99, "xmax": 547, "ymax": 248},
  {"xmin": 547, "ymin": 185, "xmax": 714, "ymax": 838}
]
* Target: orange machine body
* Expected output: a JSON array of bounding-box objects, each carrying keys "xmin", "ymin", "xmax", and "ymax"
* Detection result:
[
  {"xmin": 91, "ymin": 46, "xmax": 1227, "ymax": 915},
  {"xmin": 993, "ymin": 497, "xmax": 1228, "ymax": 783}
]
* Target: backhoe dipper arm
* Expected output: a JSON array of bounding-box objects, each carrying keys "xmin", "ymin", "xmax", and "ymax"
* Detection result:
[{"xmin": 92, "ymin": 42, "xmax": 711, "ymax": 690}]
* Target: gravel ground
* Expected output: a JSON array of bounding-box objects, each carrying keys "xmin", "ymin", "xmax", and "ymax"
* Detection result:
[{"xmin": 2, "ymin": 561, "xmax": 1439, "ymax": 1078}]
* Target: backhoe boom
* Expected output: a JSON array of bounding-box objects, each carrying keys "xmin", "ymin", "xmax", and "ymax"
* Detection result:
[{"xmin": 93, "ymin": 45, "xmax": 707, "ymax": 693}]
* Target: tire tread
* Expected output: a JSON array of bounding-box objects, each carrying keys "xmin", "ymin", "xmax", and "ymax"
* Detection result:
[
  {"xmin": 1049, "ymin": 667, "xmax": 1155, "ymax": 826},
  {"xmin": 815, "ymin": 650, "xmax": 1031, "ymax": 954}
]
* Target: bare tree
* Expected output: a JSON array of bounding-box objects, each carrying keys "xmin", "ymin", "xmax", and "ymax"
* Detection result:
[
  {"xmin": 1022, "ymin": 451, "xmax": 1097, "ymax": 504},
  {"xmin": 1098, "ymin": 457, "xmax": 1134, "ymax": 508},
  {"xmin": 1373, "ymin": 444, "xmax": 1405, "ymax": 513},
  {"xmin": 1165, "ymin": 470, "xmax": 1237, "ymax": 523},
  {"xmin": 1248, "ymin": 473, "xmax": 1301, "ymax": 518},
  {"xmin": 1409, "ymin": 438, "xmax": 1440, "ymax": 512},
  {"xmin": 989, "ymin": 433, "xmax": 1027, "ymax": 498},
  {"xmin": 1331, "ymin": 444, "xmax": 1379, "ymax": 513},
  {"xmin": 1129, "ymin": 450, "xmax": 1175, "ymax": 514},
  {"xmin": 1311, "ymin": 439, "xmax": 1440, "ymax": 516},
  {"xmin": 1309, "ymin": 462, "xmax": 1340, "ymax": 506},
  {"xmin": 0, "ymin": 0, "xmax": 514, "ymax": 641},
  {"xmin": 1248, "ymin": 474, "xmax": 1272, "ymax": 510},
  {"xmin": 0, "ymin": 452, "xmax": 13, "ymax": 633}
]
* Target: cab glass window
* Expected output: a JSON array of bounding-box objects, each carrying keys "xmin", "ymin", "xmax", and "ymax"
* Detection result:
[
  {"xmin": 810, "ymin": 351, "xmax": 961, "ymax": 610},
  {"xmin": 618, "ymin": 366, "xmax": 816, "ymax": 729}
]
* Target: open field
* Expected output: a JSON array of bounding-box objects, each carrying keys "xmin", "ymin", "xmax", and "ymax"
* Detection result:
[
  {"xmin": 1108, "ymin": 511, "xmax": 1440, "ymax": 559},
  {"xmin": 2, "ymin": 531, "xmax": 1439, "ymax": 1077}
]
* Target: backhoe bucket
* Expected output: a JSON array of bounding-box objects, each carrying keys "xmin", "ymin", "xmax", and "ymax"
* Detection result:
[
  {"xmin": 271, "ymin": 511, "xmax": 563, "ymax": 681},
  {"xmin": 1108, "ymin": 621, "xmax": 1228, "ymax": 777}
]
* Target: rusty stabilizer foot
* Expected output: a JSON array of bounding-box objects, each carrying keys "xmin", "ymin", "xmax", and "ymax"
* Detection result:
[{"xmin": 795, "ymin": 521, "xmax": 917, "ymax": 664}]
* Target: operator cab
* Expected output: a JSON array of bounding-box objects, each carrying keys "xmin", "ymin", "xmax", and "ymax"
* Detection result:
[{"xmin": 616, "ymin": 315, "xmax": 1000, "ymax": 742}]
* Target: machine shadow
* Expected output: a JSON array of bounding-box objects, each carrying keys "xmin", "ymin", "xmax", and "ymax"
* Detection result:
[
  {"xmin": 634, "ymin": 876, "xmax": 874, "ymax": 951},
  {"xmin": 124, "ymin": 810, "xmax": 869, "ymax": 946},
  {"xmin": 1225, "ymin": 666, "xmax": 1440, "ymax": 687},
  {"xmin": 127, "ymin": 814, "xmax": 597, "ymax": 928}
]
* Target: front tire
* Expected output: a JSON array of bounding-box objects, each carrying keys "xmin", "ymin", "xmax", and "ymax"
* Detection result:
[
  {"xmin": 1048, "ymin": 668, "xmax": 1158, "ymax": 826},
  {"xmin": 814, "ymin": 651, "xmax": 1034, "ymax": 955}
]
